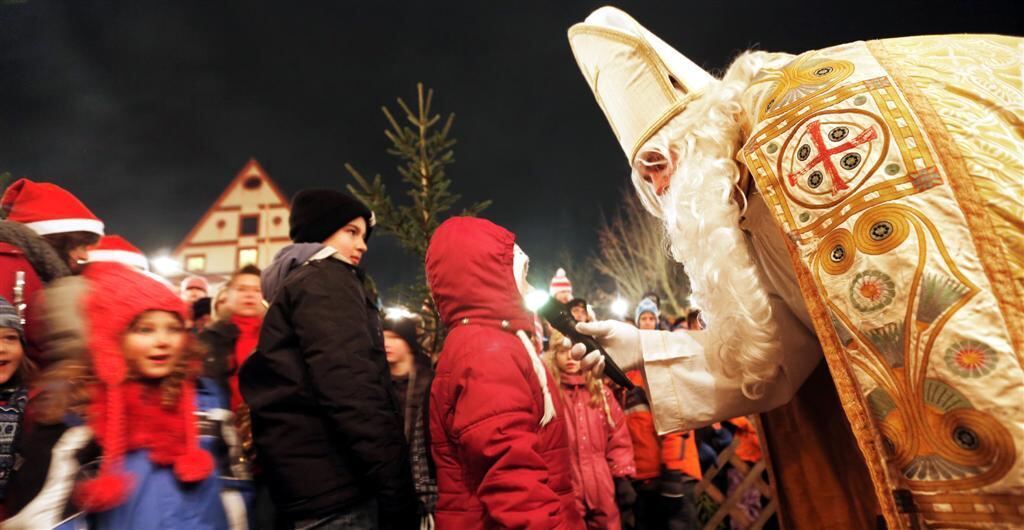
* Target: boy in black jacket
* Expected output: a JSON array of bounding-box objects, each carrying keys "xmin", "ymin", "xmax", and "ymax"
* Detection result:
[{"xmin": 240, "ymin": 189, "xmax": 416, "ymax": 530}]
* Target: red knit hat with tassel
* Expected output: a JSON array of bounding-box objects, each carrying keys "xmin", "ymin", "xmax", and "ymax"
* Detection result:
[{"xmin": 73, "ymin": 262, "xmax": 213, "ymax": 512}]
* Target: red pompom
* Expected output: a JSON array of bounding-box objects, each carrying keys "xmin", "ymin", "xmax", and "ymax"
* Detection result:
[
  {"xmin": 73, "ymin": 473, "xmax": 134, "ymax": 512},
  {"xmin": 173, "ymin": 448, "xmax": 214, "ymax": 483}
]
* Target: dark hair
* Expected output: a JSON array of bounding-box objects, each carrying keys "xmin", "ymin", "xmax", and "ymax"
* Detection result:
[
  {"xmin": 191, "ymin": 297, "xmax": 212, "ymax": 320},
  {"xmin": 227, "ymin": 264, "xmax": 262, "ymax": 288},
  {"xmin": 567, "ymin": 298, "xmax": 588, "ymax": 310},
  {"xmin": 42, "ymin": 231, "xmax": 101, "ymax": 265}
]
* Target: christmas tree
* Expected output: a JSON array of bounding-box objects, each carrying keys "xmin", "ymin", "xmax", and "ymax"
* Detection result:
[{"xmin": 347, "ymin": 83, "xmax": 491, "ymax": 354}]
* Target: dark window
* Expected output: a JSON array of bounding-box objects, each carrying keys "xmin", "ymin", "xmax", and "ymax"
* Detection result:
[
  {"xmin": 240, "ymin": 215, "xmax": 259, "ymax": 236},
  {"xmin": 243, "ymin": 176, "xmax": 263, "ymax": 190}
]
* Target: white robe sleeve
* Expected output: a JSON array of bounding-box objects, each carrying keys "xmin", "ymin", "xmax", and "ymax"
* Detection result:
[{"xmin": 639, "ymin": 295, "xmax": 824, "ymax": 435}]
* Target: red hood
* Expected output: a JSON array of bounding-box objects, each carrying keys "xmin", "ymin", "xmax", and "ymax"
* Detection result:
[{"xmin": 426, "ymin": 217, "xmax": 533, "ymax": 331}]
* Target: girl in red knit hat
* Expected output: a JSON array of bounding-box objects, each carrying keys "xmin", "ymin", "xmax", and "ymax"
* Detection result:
[{"xmin": 3, "ymin": 262, "xmax": 252, "ymax": 529}]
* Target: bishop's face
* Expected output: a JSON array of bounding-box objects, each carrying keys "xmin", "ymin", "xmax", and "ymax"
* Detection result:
[
  {"xmin": 637, "ymin": 148, "xmax": 749, "ymax": 210},
  {"xmin": 636, "ymin": 151, "xmax": 674, "ymax": 197}
]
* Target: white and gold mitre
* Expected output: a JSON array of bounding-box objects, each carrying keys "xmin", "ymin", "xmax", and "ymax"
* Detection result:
[{"xmin": 568, "ymin": 6, "xmax": 714, "ymax": 161}]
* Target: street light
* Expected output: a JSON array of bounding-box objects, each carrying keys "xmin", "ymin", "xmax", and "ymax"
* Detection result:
[
  {"xmin": 610, "ymin": 297, "xmax": 629, "ymax": 318},
  {"xmin": 524, "ymin": 289, "xmax": 550, "ymax": 312},
  {"xmin": 150, "ymin": 255, "xmax": 181, "ymax": 277},
  {"xmin": 385, "ymin": 306, "xmax": 416, "ymax": 321}
]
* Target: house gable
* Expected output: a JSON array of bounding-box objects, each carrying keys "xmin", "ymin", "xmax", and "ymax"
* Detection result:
[{"xmin": 173, "ymin": 159, "xmax": 292, "ymax": 276}]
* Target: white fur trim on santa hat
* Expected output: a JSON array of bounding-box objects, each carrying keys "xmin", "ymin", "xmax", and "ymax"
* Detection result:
[
  {"xmin": 24, "ymin": 218, "xmax": 105, "ymax": 237},
  {"xmin": 88, "ymin": 249, "xmax": 150, "ymax": 271}
]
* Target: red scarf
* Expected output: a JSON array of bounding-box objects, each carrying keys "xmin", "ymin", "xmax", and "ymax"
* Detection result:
[
  {"xmin": 88, "ymin": 381, "xmax": 190, "ymax": 467},
  {"xmin": 77, "ymin": 379, "xmax": 213, "ymax": 511},
  {"xmin": 229, "ymin": 314, "xmax": 262, "ymax": 412}
]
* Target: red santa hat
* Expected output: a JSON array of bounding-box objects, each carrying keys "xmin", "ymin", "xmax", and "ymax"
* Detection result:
[
  {"xmin": 89, "ymin": 235, "xmax": 150, "ymax": 271},
  {"xmin": 89, "ymin": 235, "xmax": 178, "ymax": 293},
  {"xmin": 549, "ymin": 267, "xmax": 573, "ymax": 297},
  {"xmin": 72, "ymin": 262, "xmax": 212, "ymax": 511},
  {"xmin": 0, "ymin": 178, "xmax": 104, "ymax": 236}
]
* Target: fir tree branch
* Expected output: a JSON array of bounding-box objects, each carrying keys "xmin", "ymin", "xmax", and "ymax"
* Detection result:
[{"xmin": 343, "ymin": 84, "xmax": 491, "ymax": 354}]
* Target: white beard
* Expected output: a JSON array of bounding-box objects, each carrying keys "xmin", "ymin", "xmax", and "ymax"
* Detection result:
[{"xmin": 632, "ymin": 52, "xmax": 784, "ymax": 400}]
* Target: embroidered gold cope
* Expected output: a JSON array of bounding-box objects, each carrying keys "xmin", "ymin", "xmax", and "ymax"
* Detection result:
[{"xmin": 737, "ymin": 35, "xmax": 1024, "ymax": 528}]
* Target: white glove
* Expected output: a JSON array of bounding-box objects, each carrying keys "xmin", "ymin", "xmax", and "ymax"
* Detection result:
[{"xmin": 570, "ymin": 320, "xmax": 643, "ymax": 379}]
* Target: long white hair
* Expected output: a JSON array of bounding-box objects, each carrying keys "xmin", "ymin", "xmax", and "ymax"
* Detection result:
[{"xmin": 632, "ymin": 51, "xmax": 783, "ymax": 400}]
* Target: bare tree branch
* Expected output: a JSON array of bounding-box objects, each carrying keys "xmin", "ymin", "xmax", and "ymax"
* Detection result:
[{"xmin": 592, "ymin": 189, "xmax": 691, "ymax": 316}]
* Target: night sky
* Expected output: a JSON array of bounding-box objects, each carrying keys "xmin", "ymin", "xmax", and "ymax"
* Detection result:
[{"xmin": 1, "ymin": 0, "xmax": 1020, "ymax": 297}]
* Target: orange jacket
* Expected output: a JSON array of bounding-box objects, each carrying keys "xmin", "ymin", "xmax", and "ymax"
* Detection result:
[
  {"xmin": 729, "ymin": 416, "xmax": 763, "ymax": 463},
  {"xmin": 623, "ymin": 371, "xmax": 702, "ymax": 481},
  {"xmin": 660, "ymin": 431, "xmax": 702, "ymax": 480},
  {"xmin": 623, "ymin": 371, "xmax": 660, "ymax": 480}
]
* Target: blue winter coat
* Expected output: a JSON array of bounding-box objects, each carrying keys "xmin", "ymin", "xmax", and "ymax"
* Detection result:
[{"xmin": 4, "ymin": 378, "xmax": 252, "ymax": 530}]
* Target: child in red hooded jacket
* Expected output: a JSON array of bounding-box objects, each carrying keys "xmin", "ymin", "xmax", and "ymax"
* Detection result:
[{"xmin": 426, "ymin": 217, "xmax": 585, "ymax": 530}]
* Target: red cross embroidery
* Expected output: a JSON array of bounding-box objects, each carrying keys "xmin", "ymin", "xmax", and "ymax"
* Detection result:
[{"xmin": 786, "ymin": 120, "xmax": 878, "ymax": 192}]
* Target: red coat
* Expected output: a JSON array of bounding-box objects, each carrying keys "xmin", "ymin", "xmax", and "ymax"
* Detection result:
[
  {"xmin": 557, "ymin": 375, "xmax": 634, "ymax": 530},
  {"xmin": 426, "ymin": 217, "xmax": 584, "ymax": 530},
  {"xmin": 0, "ymin": 242, "xmax": 45, "ymax": 360}
]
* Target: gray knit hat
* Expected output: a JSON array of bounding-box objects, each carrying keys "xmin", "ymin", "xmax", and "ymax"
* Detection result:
[{"xmin": 0, "ymin": 296, "xmax": 23, "ymax": 336}]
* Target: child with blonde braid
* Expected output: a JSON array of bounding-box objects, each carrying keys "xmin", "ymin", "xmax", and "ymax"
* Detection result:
[{"xmin": 547, "ymin": 329, "xmax": 636, "ymax": 530}]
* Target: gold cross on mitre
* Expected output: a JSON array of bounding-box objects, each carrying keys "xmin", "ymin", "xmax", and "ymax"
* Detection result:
[{"xmin": 568, "ymin": 6, "xmax": 715, "ymax": 163}]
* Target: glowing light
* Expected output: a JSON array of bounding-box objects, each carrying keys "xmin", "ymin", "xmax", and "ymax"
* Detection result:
[
  {"xmin": 524, "ymin": 289, "xmax": 550, "ymax": 312},
  {"xmin": 610, "ymin": 297, "xmax": 629, "ymax": 317},
  {"xmin": 385, "ymin": 306, "xmax": 416, "ymax": 321},
  {"xmin": 150, "ymin": 256, "xmax": 181, "ymax": 277}
]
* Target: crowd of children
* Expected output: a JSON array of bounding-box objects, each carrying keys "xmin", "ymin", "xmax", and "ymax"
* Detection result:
[{"xmin": 0, "ymin": 179, "xmax": 768, "ymax": 530}]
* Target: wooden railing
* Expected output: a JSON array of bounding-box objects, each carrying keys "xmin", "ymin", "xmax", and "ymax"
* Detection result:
[{"xmin": 695, "ymin": 437, "xmax": 777, "ymax": 530}]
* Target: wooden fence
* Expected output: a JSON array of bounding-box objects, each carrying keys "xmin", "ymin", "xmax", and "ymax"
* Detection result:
[{"xmin": 695, "ymin": 437, "xmax": 778, "ymax": 530}]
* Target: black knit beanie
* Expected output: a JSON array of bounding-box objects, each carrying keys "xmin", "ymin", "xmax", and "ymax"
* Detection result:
[
  {"xmin": 289, "ymin": 189, "xmax": 374, "ymax": 244},
  {"xmin": 382, "ymin": 316, "xmax": 423, "ymax": 358}
]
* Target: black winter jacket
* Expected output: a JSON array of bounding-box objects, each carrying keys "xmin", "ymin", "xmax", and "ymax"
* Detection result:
[
  {"xmin": 238, "ymin": 255, "xmax": 416, "ymax": 526},
  {"xmin": 393, "ymin": 354, "xmax": 437, "ymax": 515},
  {"xmin": 199, "ymin": 319, "xmax": 239, "ymax": 398}
]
